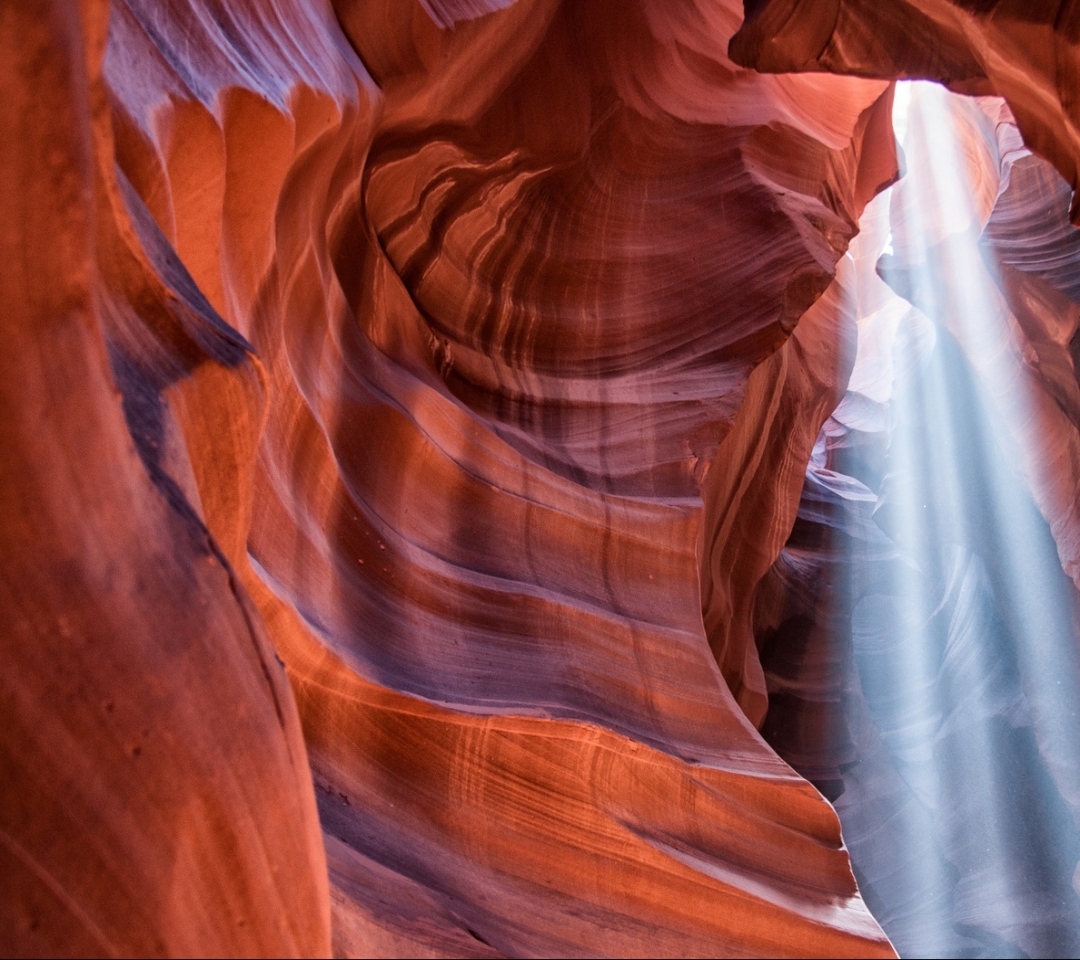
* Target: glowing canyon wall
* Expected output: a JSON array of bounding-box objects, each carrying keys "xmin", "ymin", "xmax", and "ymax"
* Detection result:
[{"xmin": 3, "ymin": 0, "xmax": 1080, "ymax": 956}]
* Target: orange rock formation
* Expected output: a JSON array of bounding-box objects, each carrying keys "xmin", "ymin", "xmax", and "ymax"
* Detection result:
[
  {"xmin": 3, "ymin": 0, "xmax": 1079, "ymax": 957},
  {"xmin": 731, "ymin": 0, "xmax": 1080, "ymax": 223}
]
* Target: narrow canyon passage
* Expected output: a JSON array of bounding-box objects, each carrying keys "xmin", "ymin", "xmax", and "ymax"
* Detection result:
[
  {"xmin": 760, "ymin": 83, "xmax": 1080, "ymax": 958},
  {"xmin": 8, "ymin": 3, "xmax": 1080, "ymax": 958}
]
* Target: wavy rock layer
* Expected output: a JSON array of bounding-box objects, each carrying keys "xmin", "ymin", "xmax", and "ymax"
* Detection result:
[
  {"xmin": 244, "ymin": 1, "xmax": 892, "ymax": 954},
  {"xmin": 0, "ymin": 0, "xmax": 905, "ymax": 955}
]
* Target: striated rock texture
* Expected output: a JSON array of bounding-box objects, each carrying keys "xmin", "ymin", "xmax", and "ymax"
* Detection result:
[
  {"xmin": 2, "ymin": 0, "xmax": 901, "ymax": 955},
  {"xmin": 4, "ymin": 0, "xmax": 1080, "ymax": 957}
]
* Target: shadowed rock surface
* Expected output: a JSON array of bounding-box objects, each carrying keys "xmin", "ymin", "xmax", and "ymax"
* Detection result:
[{"xmin": 731, "ymin": 0, "xmax": 1080, "ymax": 224}]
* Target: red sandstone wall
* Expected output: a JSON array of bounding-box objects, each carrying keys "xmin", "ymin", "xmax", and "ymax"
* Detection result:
[{"xmin": 0, "ymin": 3, "xmax": 330, "ymax": 954}]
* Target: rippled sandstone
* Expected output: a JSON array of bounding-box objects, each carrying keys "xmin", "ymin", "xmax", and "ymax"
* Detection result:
[{"xmin": 4, "ymin": 0, "xmax": 1079, "ymax": 957}]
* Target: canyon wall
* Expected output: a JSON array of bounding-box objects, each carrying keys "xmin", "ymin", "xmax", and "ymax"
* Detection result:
[
  {"xmin": 731, "ymin": 0, "xmax": 1080, "ymax": 223},
  {"xmin": 3, "ymin": 0, "xmax": 1080, "ymax": 956}
]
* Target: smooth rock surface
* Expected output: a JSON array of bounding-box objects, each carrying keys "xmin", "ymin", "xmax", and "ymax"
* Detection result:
[{"xmin": 0, "ymin": 2, "xmax": 330, "ymax": 956}]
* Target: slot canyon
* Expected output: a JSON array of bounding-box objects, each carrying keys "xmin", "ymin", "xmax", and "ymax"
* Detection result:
[{"xmin": 8, "ymin": 1, "xmax": 1080, "ymax": 956}]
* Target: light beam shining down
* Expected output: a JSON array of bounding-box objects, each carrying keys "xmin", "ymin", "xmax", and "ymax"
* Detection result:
[{"xmin": 770, "ymin": 82, "xmax": 1080, "ymax": 958}]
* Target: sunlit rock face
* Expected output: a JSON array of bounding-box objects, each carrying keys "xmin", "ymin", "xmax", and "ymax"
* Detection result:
[{"xmin": 5, "ymin": 0, "xmax": 1080, "ymax": 957}]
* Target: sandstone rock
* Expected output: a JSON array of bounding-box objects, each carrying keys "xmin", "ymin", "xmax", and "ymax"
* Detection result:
[
  {"xmin": 731, "ymin": 0, "xmax": 1080, "ymax": 224},
  {"xmin": 13, "ymin": 0, "xmax": 1080, "ymax": 956}
]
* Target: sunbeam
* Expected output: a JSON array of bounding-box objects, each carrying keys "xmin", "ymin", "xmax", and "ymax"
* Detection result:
[{"xmin": 762, "ymin": 81, "xmax": 1080, "ymax": 959}]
